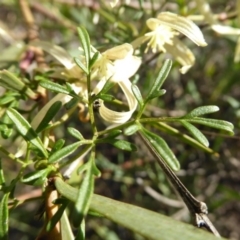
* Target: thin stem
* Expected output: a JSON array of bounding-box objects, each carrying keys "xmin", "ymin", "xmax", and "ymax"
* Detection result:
[
  {"xmin": 138, "ymin": 131, "xmax": 221, "ymax": 237},
  {"xmin": 0, "ymin": 145, "xmax": 25, "ymax": 165}
]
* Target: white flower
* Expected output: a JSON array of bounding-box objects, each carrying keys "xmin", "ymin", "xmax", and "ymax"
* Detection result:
[
  {"xmin": 30, "ymin": 41, "xmax": 141, "ymax": 127},
  {"xmin": 132, "ymin": 12, "xmax": 207, "ymax": 73}
]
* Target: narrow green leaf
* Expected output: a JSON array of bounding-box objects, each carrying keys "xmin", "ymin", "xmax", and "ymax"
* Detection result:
[
  {"xmin": 6, "ymin": 108, "xmax": 48, "ymax": 157},
  {"xmin": 0, "ymin": 193, "xmax": 9, "ymax": 240},
  {"xmin": 73, "ymin": 160, "xmax": 94, "ymax": 227},
  {"xmin": 36, "ymin": 101, "xmax": 62, "ymax": 133},
  {"xmin": 49, "ymin": 141, "xmax": 83, "ymax": 163},
  {"xmin": 146, "ymin": 59, "xmax": 172, "ymax": 102},
  {"xmin": 52, "ymin": 139, "xmax": 65, "ymax": 153},
  {"xmin": 180, "ymin": 120, "xmax": 209, "ymax": 147},
  {"xmin": 0, "ymin": 94, "xmax": 18, "ymax": 105},
  {"xmin": 74, "ymin": 57, "xmax": 88, "ymax": 74},
  {"xmin": 98, "ymin": 93, "xmax": 115, "ymax": 102},
  {"xmin": 64, "ymin": 97, "xmax": 79, "ymax": 110},
  {"xmin": 124, "ymin": 124, "xmax": 140, "ymax": 136},
  {"xmin": 186, "ymin": 118, "xmax": 234, "ymax": 133},
  {"xmin": 60, "ymin": 210, "xmax": 74, "ymax": 240},
  {"xmin": 55, "ymin": 177, "xmax": 222, "ymax": 240},
  {"xmin": 89, "ymin": 51, "xmax": 100, "ymax": 69},
  {"xmin": 46, "ymin": 202, "xmax": 68, "ymax": 232},
  {"xmin": 0, "ymin": 159, "xmax": 5, "ymax": 185},
  {"xmin": 67, "ymin": 127, "xmax": 84, "ymax": 140},
  {"xmin": 21, "ymin": 168, "xmax": 52, "ymax": 186},
  {"xmin": 185, "ymin": 106, "xmax": 220, "ymax": 118},
  {"xmin": 77, "ymin": 26, "xmax": 91, "ymax": 70},
  {"xmin": 131, "ymin": 84, "xmax": 144, "ymax": 108},
  {"xmin": 103, "ymin": 130, "xmax": 122, "ymax": 139},
  {"xmin": 39, "ymin": 80, "xmax": 70, "ymax": 94},
  {"xmin": 108, "ymin": 139, "xmax": 137, "ymax": 151},
  {"xmin": 147, "ymin": 89, "xmax": 166, "ymax": 99},
  {"xmin": 75, "ymin": 220, "xmax": 85, "ymax": 240},
  {"xmin": 140, "ymin": 128, "xmax": 180, "ymax": 171},
  {"xmin": 97, "ymin": 79, "xmax": 115, "ymax": 95},
  {"xmin": 0, "ymin": 70, "xmax": 37, "ymax": 99}
]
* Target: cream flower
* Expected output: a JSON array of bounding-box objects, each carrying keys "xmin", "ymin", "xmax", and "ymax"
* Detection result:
[
  {"xmin": 30, "ymin": 41, "xmax": 141, "ymax": 127},
  {"xmin": 132, "ymin": 12, "xmax": 207, "ymax": 74}
]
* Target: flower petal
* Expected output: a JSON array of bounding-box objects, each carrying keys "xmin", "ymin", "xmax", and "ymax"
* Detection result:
[
  {"xmin": 99, "ymin": 79, "xmax": 137, "ymax": 124},
  {"xmin": 112, "ymin": 55, "xmax": 141, "ymax": 81},
  {"xmin": 131, "ymin": 36, "xmax": 149, "ymax": 49},
  {"xmin": 104, "ymin": 43, "xmax": 133, "ymax": 60},
  {"xmin": 212, "ymin": 25, "xmax": 240, "ymax": 35},
  {"xmin": 164, "ymin": 38, "xmax": 195, "ymax": 74},
  {"xmin": 157, "ymin": 12, "xmax": 207, "ymax": 47}
]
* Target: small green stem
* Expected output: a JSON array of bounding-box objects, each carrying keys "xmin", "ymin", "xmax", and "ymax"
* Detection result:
[{"xmin": 0, "ymin": 145, "xmax": 25, "ymax": 165}]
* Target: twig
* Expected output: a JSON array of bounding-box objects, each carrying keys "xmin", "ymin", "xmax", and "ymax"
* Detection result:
[{"xmin": 138, "ymin": 131, "xmax": 221, "ymax": 237}]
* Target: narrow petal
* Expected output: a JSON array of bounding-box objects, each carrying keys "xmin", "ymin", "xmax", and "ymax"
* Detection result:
[
  {"xmin": 164, "ymin": 38, "xmax": 195, "ymax": 74},
  {"xmin": 131, "ymin": 36, "xmax": 149, "ymax": 49},
  {"xmin": 212, "ymin": 25, "xmax": 240, "ymax": 35},
  {"xmin": 112, "ymin": 55, "xmax": 141, "ymax": 81},
  {"xmin": 104, "ymin": 43, "xmax": 133, "ymax": 60},
  {"xmin": 99, "ymin": 79, "xmax": 137, "ymax": 124},
  {"xmin": 157, "ymin": 12, "xmax": 207, "ymax": 47},
  {"xmin": 30, "ymin": 41, "xmax": 75, "ymax": 69}
]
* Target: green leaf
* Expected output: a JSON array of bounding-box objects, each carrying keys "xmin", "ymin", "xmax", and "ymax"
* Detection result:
[
  {"xmin": 49, "ymin": 141, "xmax": 83, "ymax": 163},
  {"xmin": 140, "ymin": 128, "xmax": 180, "ymax": 171},
  {"xmin": 46, "ymin": 201, "xmax": 68, "ymax": 232},
  {"xmin": 74, "ymin": 57, "xmax": 88, "ymax": 74},
  {"xmin": 131, "ymin": 84, "xmax": 144, "ymax": 108},
  {"xmin": 0, "ymin": 70, "xmax": 37, "ymax": 99},
  {"xmin": 0, "ymin": 93, "xmax": 19, "ymax": 105},
  {"xmin": 73, "ymin": 160, "xmax": 94, "ymax": 227},
  {"xmin": 77, "ymin": 26, "xmax": 91, "ymax": 71},
  {"xmin": 89, "ymin": 51, "xmax": 100, "ymax": 69},
  {"xmin": 67, "ymin": 127, "xmax": 84, "ymax": 140},
  {"xmin": 103, "ymin": 130, "xmax": 122, "ymax": 139},
  {"xmin": 180, "ymin": 120, "xmax": 209, "ymax": 147},
  {"xmin": 100, "ymin": 139, "xmax": 137, "ymax": 151},
  {"xmin": 6, "ymin": 108, "xmax": 48, "ymax": 157},
  {"xmin": 0, "ymin": 159, "xmax": 5, "ymax": 185},
  {"xmin": 60, "ymin": 210, "xmax": 74, "ymax": 240},
  {"xmin": 39, "ymin": 80, "xmax": 70, "ymax": 95},
  {"xmin": 55, "ymin": 177, "xmax": 223, "ymax": 240},
  {"xmin": 0, "ymin": 193, "xmax": 9, "ymax": 240},
  {"xmin": 98, "ymin": 94, "xmax": 115, "ymax": 102},
  {"xmin": 36, "ymin": 101, "xmax": 62, "ymax": 133},
  {"xmin": 146, "ymin": 59, "xmax": 172, "ymax": 102},
  {"xmin": 124, "ymin": 124, "xmax": 140, "ymax": 136},
  {"xmin": 147, "ymin": 89, "xmax": 166, "ymax": 99},
  {"xmin": 21, "ymin": 168, "xmax": 52, "ymax": 186},
  {"xmin": 184, "ymin": 106, "xmax": 220, "ymax": 118},
  {"xmin": 64, "ymin": 97, "xmax": 79, "ymax": 110},
  {"xmin": 52, "ymin": 139, "xmax": 65, "ymax": 153},
  {"xmin": 97, "ymin": 79, "xmax": 115, "ymax": 95},
  {"xmin": 186, "ymin": 118, "xmax": 234, "ymax": 134}
]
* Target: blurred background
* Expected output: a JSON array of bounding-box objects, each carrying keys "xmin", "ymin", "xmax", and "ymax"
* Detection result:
[{"xmin": 0, "ymin": 0, "xmax": 240, "ymax": 239}]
